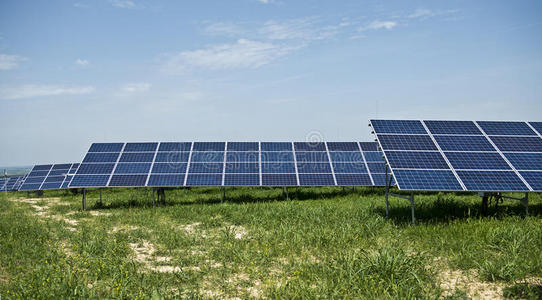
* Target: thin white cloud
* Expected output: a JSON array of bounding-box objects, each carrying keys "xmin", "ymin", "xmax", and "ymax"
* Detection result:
[
  {"xmin": 162, "ymin": 39, "xmax": 299, "ymax": 73},
  {"xmin": 75, "ymin": 59, "xmax": 90, "ymax": 66},
  {"xmin": 120, "ymin": 82, "xmax": 151, "ymax": 93},
  {"xmin": 408, "ymin": 8, "xmax": 459, "ymax": 20},
  {"xmin": 109, "ymin": 0, "xmax": 137, "ymax": 9},
  {"xmin": 203, "ymin": 22, "xmax": 245, "ymax": 37},
  {"xmin": 257, "ymin": 0, "xmax": 275, "ymax": 4},
  {"xmin": 358, "ymin": 20, "xmax": 397, "ymax": 31},
  {"xmin": 0, "ymin": 84, "xmax": 95, "ymax": 100},
  {"xmin": 0, "ymin": 54, "xmax": 27, "ymax": 70}
]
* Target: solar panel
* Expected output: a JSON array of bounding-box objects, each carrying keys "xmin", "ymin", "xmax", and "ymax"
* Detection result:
[
  {"xmin": 18, "ymin": 163, "xmax": 79, "ymax": 191},
  {"xmin": 371, "ymin": 119, "xmax": 542, "ymax": 192},
  {"xmin": 70, "ymin": 142, "xmax": 388, "ymax": 187}
]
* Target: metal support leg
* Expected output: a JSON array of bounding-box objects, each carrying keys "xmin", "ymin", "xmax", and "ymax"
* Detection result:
[
  {"xmin": 384, "ymin": 165, "xmax": 390, "ymax": 218},
  {"xmin": 82, "ymin": 188, "xmax": 86, "ymax": 210},
  {"xmin": 283, "ymin": 187, "xmax": 289, "ymax": 200},
  {"xmin": 409, "ymin": 193, "xmax": 415, "ymax": 225},
  {"xmin": 521, "ymin": 192, "xmax": 529, "ymax": 216},
  {"xmin": 220, "ymin": 187, "xmax": 225, "ymax": 202}
]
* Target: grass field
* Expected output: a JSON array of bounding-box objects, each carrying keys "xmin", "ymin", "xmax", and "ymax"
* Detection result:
[{"xmin": 0, "ymin": 187, "xmax": 541, "ymax": 299}]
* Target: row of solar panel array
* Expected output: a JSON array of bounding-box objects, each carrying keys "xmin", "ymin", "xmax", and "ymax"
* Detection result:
[
  {"xmin": 370, "ymin": 120, "xmax": 542, "ymax": 192},
  {"xmin": 0, "ymin": 176, "xmax": 26, "ymax": 191},
  {"xmin": 371, "ymin": 120, "xmax": 542, "ymax": 136},
  {"xmin": 18, "ymin": 163, "xmax": 79, "ymax": 191},
  {"xmin": 70, "ymin": 142, "xmax": 394, "ymax": 187}
]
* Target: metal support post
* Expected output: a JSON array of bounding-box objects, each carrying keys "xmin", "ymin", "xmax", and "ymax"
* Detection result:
[
  {"xmin": 220, "ymin": 187, "xmax": 225, "ymax": 202},
  {"xmin": 409, "ymin": 192, "xmax": 415, "ymax": 225},
  {"xmin": 384, "ymin": 165, "xmax": 390, "ymax": 218},
  {"xmin": 82, "ymin": 188, "xmax": 86, "ymax": 210},
  {"xmin": 283, "ymin": 187, "xmax": 289, "ymax": 200}
]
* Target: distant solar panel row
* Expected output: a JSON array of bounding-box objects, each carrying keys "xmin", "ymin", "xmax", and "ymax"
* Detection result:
[
  {"xmin": 18, "ymin": 163, "xmax": 79, "ymax": 191},
  {"xmin": 371, "ymin": 120, "xmax": 542, "ymax": 192},
  {"xmin": 1, "ymin": 176, "xmax": 26, "ymax": 191},
  {"xmin": 69, "ymin": 142, "xmax": 393, "ymax": 187}
]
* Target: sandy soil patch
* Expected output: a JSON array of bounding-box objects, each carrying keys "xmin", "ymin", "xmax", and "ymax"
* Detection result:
[
  {"xmin": 89, "ymin": 211, "xmax": 112, "ymax": 217},
  {"xmin": 129, "ymin": 240, "xmax": 180, "ymax": 273},
  {"xmin": 438, "ymin": 268, "xmax": 504, "ymax": 299}
]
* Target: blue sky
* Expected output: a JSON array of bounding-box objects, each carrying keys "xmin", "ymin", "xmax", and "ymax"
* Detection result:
[{"xmin": 1, "ymin": 0, "xmax": 541, "ymax": 167}]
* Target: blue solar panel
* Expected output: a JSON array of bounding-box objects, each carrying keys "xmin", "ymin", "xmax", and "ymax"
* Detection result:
[
  {"xmin": 260, "ymin": 142, "xmax": 292, "ymax": 151},
  {"xmin": 329, "ymin": 152, "xmax": 364, "ymax": 162},
  {"xmin": 151, "ymin": 163, "xmax": 187, "ymax": 174},
  {"xmin": 186, "ymin": 174, "xmax": 223, "ymax": 186},
  {"xmin": 147, "ymin": 174, "xmax": 185, "ymax": 186},
  {"xmin": 261, "ymin": 162, "xmax": 296, "ymax": 173},
  {"xmin": 378, "ymin": 135, "xmax": 438, "ymax": 151},
  {"xmin": 227, "ymin": 142, "xmax": 259, "ymax": 151},
  {"xmin": 335, "ymin": 174, "xmax": 372, "ymax": 186},
  {"xmin": 327, "ymin": 142, "xmax": 359, "ymax": 151},
  {"xmin": 363, "ymin": 151, "xmax": 384, "ymax": 162},
  {"xmin": 77, "ymin": 163, "xmax": 115, "ymax": 174},
  {"xmin": 119, "ymin": 152, "xmax": 155, "ymax": 162},
  {"xmin": 52, "ymin": 164, "xmax": 72, "ymax": 170},
  {"xmin": 504, "ymin": 153, "xmax": 542, "ymax": 170},
  {"xmin": 83, "ymin": 152, "xmax": 120, "ymax": 163},
  {"xmin": 371, "ymin": 173, "xmax": 395, "ymax": 186},
  {"xmin": 295, "ymin": 152, "xmax": 329, "ymax": 162},
  {"xmin": 225, "ymin": 163, "xmax": 259, "ymax": 173},
  {"xmin": 190, "ymin": 152, "xmax": 224, "ymax": 162},
  {"xmin": 44, "ymin": 175, "xmax": 65, "ymax": 183},
  {"xmin": 70, "ymin": 175, "xmax": 110, "ymax": 187},
  {"xmin": 192, "ymin": 142, "xmax": 225, "ymax": 151},
  {"xmin": 359, "ymin": 142, "xmax": 378, "ymax": 151},
  {"xmin": 367, "ymin": 162, "xmax": 386, "ymax": 173},
  {"xmin": 489, "ymin": 136, "xmax": 542, "ymax": 152},
  {"xmin": 154, "ymin": 152, "xmax": 190, "ymax": 162},
  {"xmin": 33, "ymin": 165, "xmax": 53, "ymax": 171},
  {"xmin": 445, "ymin": 152, "xmax": 511, "ymax": 170},
  {"xmin": 519, "ymin": 171, "xmax": 542, "ymax": 191},
  {"xmin": 393, "ymin": 170, "xmax": 463, "ymax": 191},
  {"xmin": 262, "ymin": 174, "xmax": 297, "ymax": 186},
  {"xmin": 424, "ymin": 120, "xmax": 482, "ymax": 135},
  {"xmin": 49, "ymin": 170, "xmax": 69, "ymax": 176},
  {"xmin": 109, "ymin": 175, "xmax": 148, "ymax": 186},
  {"xmin": 371, "ymin": 120, "xmax": 427, "ymax": 134},
  {"xmin": 41, "ymin": 182, "xmax": 63, "ymax": 190},
  {"xmin": 28, "ymin": 170, "xmax": 49, "ymax": 177},
  {"xmin": 24, "ymin": 177, "xmax": 46, "ymax": 184},
  {"xmin": 332, "ymin": 163, "xmax": 367, "ymax": 173},
  {"xmin": 188, "ymin": 163, "xmax": 223, "ymax": 173},
  {"xmin": 226, "ymin": 152, "xmax": 259, "ymax": 162},
  {"xmin": 88, "ymin": 143, "xmax": 124, "ymax": 152},
  {"xmin": 298, "ymin": 174, "xmax": 335, "ymax": 186},
  {"xmin": 114, "ymin": 163, "xmax": 152, "ymax": 174},
  {"xmin": 296, "ymin": 163, "xmax": 332, "ymax": 173},
  {"xmin": 457, "ymin": 171, "xmax": 528, "ymax": 191},
  {"xmin": 529, "ymin": 122, "xmax": 542, "ymax": 135},
  {"xmin": 294, "ymin": 142, "xmax": 326, "ymax": 151},
  {"xmin": 224, "ymin": 174, "xmax": 259, "ymax": 186},
  {"xmin": 477, "ymin": 121, "xmax": 536, "ymax": 136},
  {"xmin": 158, "ymin": 142, "xmax": 192, "ymax": 152},
  {"xmin": 261, "ymin": 152, "xmax": 294, "ymax": 162},
  {"xmin": 19, "ymin": 183, "xmax": 42, "ymax": 191},
  {"xmin": 124, "ymin": 142, "xmax": 158, "ymax": 152},
  {"xmin": 434, "ymin": 135, "xmax": 495, "ymax": 151},
  {"xmin": 386, "ymin": 151, "xmax": 449, "ymax": 169}
]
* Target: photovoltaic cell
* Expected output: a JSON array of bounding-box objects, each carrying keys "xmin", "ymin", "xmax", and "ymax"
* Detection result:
[
  {"xmin": 158, "ymin": 142, "xmax": 192, "ymax": 152},
  {"xmin": 295, "ymin": 152, "xmax": 329, "ymax": 162},
  {"xmin": 424, "ymin": 120, "xmax": 481, "ymax": 135},
  {"xmin": 109, "ymin": 175, "xmax": 148, "ymax": 186},
  {"xmin": 519, "ymin": 171, "xmax": 542, "ymax": 191},
  {"xmin": 192, "ymin": 142, "xmax": 225, "ymax": 151},
  {"xmin": 332, "ymin": 163, "xmax": 367, "ymax": 173},
  {"xmin": 327, "ymin": 142, "xmax": 359, "ymax": 151},
  {"xmin": 477, "ymin": 121, "xmax": 536, "ymax": 136},
  {"xmin": 261, "ymin": 163, "xmax": 296, "ymax": 173},
  {"xmin": 262, "ymin": 174, "xmax": 297, "ymax": 186},
  {"xmin": 371, "ymin": 120, "xmax": 427, "ymax": 134},
  {"xmin": 294, "ymin": 142, "xmax": 326, "ymax": 151},
  {"xmin": 444, "ymin": 152, "xmax": 511, "ymax": 170},
  {"xmin": 529, "ymin": 122, "xmax": 542, "ymax": 135},
  {"xmin": 224, "ymin": 174, "xmax": 259, "ymax": 186},
  {"xmin": 434, "ymin": 135, "xmax": 495, "ymax": 151},
  {"xmin": 154, "ymin": 152, "xmax": 190, "ymax": 162},
  {"xmin": 359, "ymin": 142, "xmax": 378, "ymax": 151},
  {"xmin": 260, "ymin": 142, "xmax": 292, "ymax": 151},
  {"xmin": 226, "ymin": 152, "xmax": 259, "ymax": 162},
  {"xmin": 225, "ymin": 163, "xmax": 259, "ymax": 173},
  {"xmin": 83, "ymin": 152, "xmax": 120, "ymax": 163},
  {"xmin": 114, "ymin": 163, "xmax": 152, "ymax": 174},
  {"xmin": 378, "ymin": 135, "xmax": 438, "ymax": 151},
  {"xmin": 147, "ymin": 174, "xmax": 185, "ymax": 187},
  {"xmin": 393, "ymin": 169, "xmax": 463, "ymax": 191},
  {"xmin": 503, "ymin": 153, "xmax": 542, "ymax": 171},
  {"xmin": 335, "ymin": 174, "xmax": 372, "ymax": 186},
  {"xmin": 186, "ymin": 174, "xmax": 223, "ymax": 186},
  {"xmin": 190, "ymin": 152, "xmax": 224, "ymax": 162},
  {"xmin": 385, "ymin": 151, "xmax": 449, "ymax": 169},
  {"xmin": 124, "ymin": 142, "xmax": 158, "ymax": 152},
  {"xmin": 151, "ymin": 163, "xmax": 187, "ymax": 174},
  {"xmin": 261, "ymin": 152, "xmax": 294, "ymax": 162},
  {"xmin": 227, "ymin": 142, "xmax": 259, "ymax": 151},
  {"xmin": 329, "ymin": 152, "xmax": 363, "ymax": 162},
  {"xmin": 298, "ymin": 174, "xmax": 335, "ymax": 186},
  {"xmin": 363, "ymin": 152, "xmax": 384, "ymax": 162},
  {"xmin": 69, "ymin": 175, "xmax": 110, "ymax": 187},
  {"xmin": 296, "ymin": 163, "xmax": 332, "ymax": 173},
  {"xmin": 456, "ymin": 171, "xmax": 528, "ymax": 191},
  {"xmin": 88, "ymin": 143, "xmax": 124, "ymax": 152},
  {"xmin": 119, "ymin": 152, "xmax": 155, "ymax": 162},
  {"xmin": 489, "ymin": 136, "xmax": 542, "ymax": 152}
]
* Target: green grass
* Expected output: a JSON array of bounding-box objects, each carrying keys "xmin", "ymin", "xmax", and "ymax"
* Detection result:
[{"xmin": 0, "ymin": 187, "xmax": 541, "ymax": 299}]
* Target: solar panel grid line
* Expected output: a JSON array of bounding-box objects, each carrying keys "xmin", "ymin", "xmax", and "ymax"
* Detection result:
[
  {"xmin": 37, "ymin": 164, "xmax": 54, "ymax": 190},
  {"xmin": 59, "ymin": 164, "xmax": 73, "ymax": 188},
  {"xmin": 145, "ymin": 142, "xmax": 160, "ymax": 186},
  {"xmin": 291, "ymin": 142, "xmax": 300, "ymax": 185},
  {"xmin": 221, "ymin": 142, "xmax": 227, "ymax": 186},
  {"xmin": 324, "ymin": 142, "xmax": 338, "ymax": 185},
  {"xmin": 528, "ymin": 122, "xmax": 542, "ymax": 137},
  {"xmin": 258, "ymin": 142, "xmax": 262, "ymax": 186},
  {"xmin": 473, "ymin": 121, "xmax": 534, "ymax": 191},
  {"xmin": 106, "ymin": 143, "xmax": 126, "ymax": 187},
  {"xmin": 420, "ymin": 121, "xmax": 467, "ymax": 190},
  {"xmin": 183, "ymin": 142, "xmax": 194, "ymax": 186},
  {"xmin": 526, "ymin": 122, "xmax": 542, "ymax": 140},
  {"xmin": 358, "ymin": 142, "xmax": 375, "ymax": 185},
  {"xmin": 369, "ymin": 120, "xmax": 402, "ymax": 189}
]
